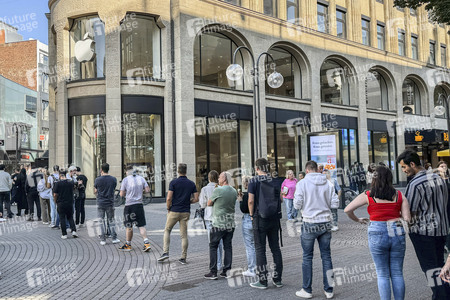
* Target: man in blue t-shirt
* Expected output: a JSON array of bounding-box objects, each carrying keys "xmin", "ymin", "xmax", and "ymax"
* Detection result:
[
  {"xmin": 158, "ymin": 163, "xmax": 198, "ymax": 264},
  {"xmin": 94, "ymin": 163, "xmax": 119, "ymax": 246}
]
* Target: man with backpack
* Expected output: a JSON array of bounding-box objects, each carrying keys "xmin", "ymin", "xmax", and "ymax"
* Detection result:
[
  {"xmin": 294, "ymin": 160, "xmax": 339, "ymax": 299},
  {"xmin": 248, "ymin": 158, "xmax": 283, "ymax": 289}
]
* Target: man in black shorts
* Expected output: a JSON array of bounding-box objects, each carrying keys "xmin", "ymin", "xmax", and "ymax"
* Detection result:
[{"xmin": 118, "ymin": 166, "xmax": 151, "ymax": 252}]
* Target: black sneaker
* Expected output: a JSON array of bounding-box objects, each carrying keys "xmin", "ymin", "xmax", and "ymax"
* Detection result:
[
  {"xmin": 178, "ymin": 258, "xmax": 187, "ymax": 265},
  {"xmin": 204, "ymin": 272, "xmax": 218, "ymax": 280},
  {"xmin": 219, "ymin": 271, "xmax": 228, "ymax": 278},
  {"xmin": 157, "ymin": 253, "xmax": 169, "ymax": 262}
]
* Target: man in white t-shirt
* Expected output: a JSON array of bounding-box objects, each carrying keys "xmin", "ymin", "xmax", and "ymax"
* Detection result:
[{"xmin": 118, "ymin": 166, "xmax": 151, "ymax": 252}]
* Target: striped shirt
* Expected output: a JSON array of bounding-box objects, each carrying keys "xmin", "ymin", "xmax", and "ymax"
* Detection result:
[{"xmin": 405, "ymin": 170, "xmax": 449, "ymax": 236}]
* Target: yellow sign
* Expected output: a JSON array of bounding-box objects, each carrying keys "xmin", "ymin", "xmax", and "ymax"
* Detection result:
[
  {"xmin": 445, "ymin": 132, "xmax": 449, "ymax": 142},
  {"xmin": 415, "ymin": 131, "xmax": 424, "ymax": 142},
  {"xmin": 380, "ymin": 135, "xmax": 387, "ymax": 144}
]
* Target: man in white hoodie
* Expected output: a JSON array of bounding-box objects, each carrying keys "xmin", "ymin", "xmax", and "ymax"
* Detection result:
[{"xmin": 293, "ymin": 160, "xmax": 339, "ymax": 299}]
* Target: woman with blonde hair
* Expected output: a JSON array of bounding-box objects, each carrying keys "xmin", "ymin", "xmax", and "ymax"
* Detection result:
[{"xmin": 281, "ymin": 170, "xmax": 298, "ymax": 222}]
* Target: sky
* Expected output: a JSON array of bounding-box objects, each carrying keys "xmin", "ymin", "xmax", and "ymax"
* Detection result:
[{"xmin": 1, "ymin": 0, "xmax": 49, "ymax": 44}]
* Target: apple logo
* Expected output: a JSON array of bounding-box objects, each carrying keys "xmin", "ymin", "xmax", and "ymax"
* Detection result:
[{"xmin": 74, "ymin": 32, "xmax": 96, "ymax": 63}]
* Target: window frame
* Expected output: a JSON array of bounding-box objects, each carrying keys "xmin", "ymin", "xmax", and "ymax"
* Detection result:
[
  {"xmin": 264, "ymin": 0, "xmax": 278, "ymax": 18},
  {"xmin": 287, "ymin": 0, "xmax": 299, "ymax": 22},
  {"xmin": 377, "ymin": 23, "xmax": 385, "ymax": 50},
  {"xmin": 411, "ymin": 35, "xmax": 418, "ymax": 60},
  {"xmin": 429, "ymin": 41, "xmax": 436, "ymax": 65},
  {"xmin": 361, "ymin": 18, "xmax": 371, "ymax": 46},
  {"xmin": 317, "ymin": 2, "xmax": 329, "ymax": 33},
  {"xmin": 441, "ymin": 44, "xmax": 447, "ymax": 67},
  {"xmin": 398, "ymin": 30, "xmax": 406, "ymax": 56},
  {"xmin": 336, "ymin": 9, "xmax": 346, "ymax": 39}
]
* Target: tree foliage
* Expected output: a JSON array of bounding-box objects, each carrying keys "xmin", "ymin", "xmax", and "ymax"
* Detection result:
[{"xmin": 394, "ymin": 0, "xmax": 450, "ymax": 25}]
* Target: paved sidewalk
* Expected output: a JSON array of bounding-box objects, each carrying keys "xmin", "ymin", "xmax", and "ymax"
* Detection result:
[{"xmin": 0, "ymin": 203, "xmax": 433, "ymax": 299}]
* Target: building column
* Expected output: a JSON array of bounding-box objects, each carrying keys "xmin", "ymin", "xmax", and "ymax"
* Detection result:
[
  {"xmin": 357, "ymin": 72, "xmax": 369, "ymax": 167},
  {"xmin": 436, "ymin": 27, "xmax": 442, "ymax": 66},
  {"xmin": 300, "ymin": 0, "xmax": 316, "ymax": 29},
  {"xmin": 351, "ymin": 0, "xmax": 361, "ymax": 43},
  {"xmin": 329, "ymin": 0, "xmax": 337, "ymax": 36},
  {"xmin": 405, "ymin": 10, "xmax": 412, "ymax": 58},
  {"xmin": 100, "ymin": 11, "xmax": 124, "ymax": 181},
  {"xmin": 384, "ymin": 0, "xmax": 395, "ymax": 53},
  {"xmin": 278, "ymin": 0, "xmax": 287, "ymax": 20},
  {"xmin": 310, "ymin": 60, "xmax": 322, "ymax": 133},
  {"xmin": 369, "ymin": 0, "xmax": 377, "ymax": 48},
  {"xmin": 47, "ymin": 14, "xmax": 57, "ymax": 169},
  {"xmin": 345, "ymin": 0, "xmax": 353, "ymax": 42},
  {"xmin": 417, "ymin": 7, "xmax": 429, "ymax": 63},
  {"xmin": 395, "ymin": 83, "xmax": 406, "ymax": 183},
  {"xmin": 53, "ymin": 21, "xmax": 70, "ymax": 167}
]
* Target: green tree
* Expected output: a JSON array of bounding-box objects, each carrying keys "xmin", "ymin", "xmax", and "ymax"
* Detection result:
[{"xmin": 394, "ymin": 0, "xmax": 450, "ymax": 25}]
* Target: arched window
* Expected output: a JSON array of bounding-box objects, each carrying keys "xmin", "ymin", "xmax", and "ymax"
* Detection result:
[
  {"xmin": 69, "ymin": 16, "xmax": 105, "ymax": 80},
  {"xmin": 366, "ymin": 71, "xmax": 389, "ymax": 110},
  {"xmin": 320, "ymin": 60, "xmax": 350, "ymax": 105},
  {"xmin": 265, "ymin": 47, "xmax": 301, "ymax": 98},
  {"xmin": 435, "ymin": 85, "xmax": 448, "ymax": 118},
  {"xmin": 121, "ymin": 15, "xmax": 161, "ymax": 79},
  {"xmin": 194, "ymin": 32, "xmax": 245, "ymax": 90},
  {"xmin": 402, "ymin": 79, "xmax": 421, "ymax": 114}
]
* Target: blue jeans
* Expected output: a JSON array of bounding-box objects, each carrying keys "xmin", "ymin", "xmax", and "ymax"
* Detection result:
[
  {"xmin": 206, "ymin": 220, "xmax": 223, "ymax": 270},
  {"xmin": 284, "ymin": 198, "xmax": 298, "ymax": 220},
  {"xmin": 97, "ymin": 205, "xmax": 117, "ymax": 240},
  {"xmin": 331, "ymin": 208, "xmax": 338, "ymax": 226},
  {"xmin": 242, "ymin": 214, "xmax": 256, "ymax": 273},
  {"xmin": 368, "ymin": 221, "xmax": 406, "ymax": 300},
  {"xmin": 50, "ymin": 195, "xmax": 57, "ymax": 225},
  {"xmin": 301, "ymin": 222, "xmax": 333, "ymax": 293}
]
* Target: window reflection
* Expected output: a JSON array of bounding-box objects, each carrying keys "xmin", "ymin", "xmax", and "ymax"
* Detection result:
[
  {"xmin": 266, "ymin": 47, "xmax": 301, "ymax": 98},
  {"xmin": 367, "ymin": 71, "xmax": 388, "ymax": 110},
  {"xmin": 123, "ymin": 114, "xmax": 162, "ymax": 197},
  {"xmin": 402, "ymin": 79, "xmax": 421, "ymax": 115},
  {"xmin": 72, "ymin": 114, "xmax": 106, "ymax": 198},
  {"xmin": 321, "ymin": 60, "xmax": 350, "ymax": 105},
  {"xmin": 69, "ymin": 16, "xmax": 105, "ymax": 80}
]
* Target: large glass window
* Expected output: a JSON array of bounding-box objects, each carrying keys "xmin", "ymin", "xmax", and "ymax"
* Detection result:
[
  {"xmin": 317, "ymin": 3, "xmax": 328, "ymax": 33},
  {"xmin": 366, "ymin": 71, "xmax": 389, "ymax": 110},
  {"xmin": 368, "ymin": 130, "xmax": 397, "ymax": 184},
  {"xmin": 264, "ymin": 0, "xmax": 277, "ymax": 17},
  {"xmin": 377, "ymin": 24, "xmax": 385, "ymax": 50},
  {"xmin": 336, "ymin": 10, "xmax": 346, "ymax": 39},
  {"xmin": 266, "ymin": 47, "xmax": 301, "ymax": 97},
  {"xmin": 362, "ymin": 19, "xmax": 370, "ymax": 46},
  {"xmin": 121, "ymin": 16, "xmax": 161, "ymax": 79},
  {"xmin": 321, "ymin": 60, "xmax": 350, "ymax": 105},
  {"xmin": 429, "ymin": 41, "xmax": 436, "ymax": 64},
  {"xmin": 194, "ymin": 32, "xmax": 245, "ymax": 90},
  {"xmin": 287, "ymin": 0, "xmax": 298, "ymax": 22},
  {"xmin": 411, "ymin": 36, "xmax": 418, "ymax": 60},
  {"xmin": 42, "ymin": 100, "xmax": 49, "ymax": 121},
  {"xmin": 402, "ymin": 79, "xmax": 421, "ymax": 115},
  {"xmin": 398, "ymin": 31, "xmax": 405, "ymax": 56},
  {"xmin": 72, "ymin": 114, "xmax": 106, "ymax": 198},
  {"xmin": 69, "ymin": 16, "xmax": 105, "ymax": 80},
  {"xmin": 123, "ymin": 114, "xmax": 162, "ymax": 197},
  {"xmin": 195, "ymin": 117, "xmax": 252, "ymax": 190}
]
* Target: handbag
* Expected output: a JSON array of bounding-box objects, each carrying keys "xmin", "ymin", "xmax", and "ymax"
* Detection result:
[{"xmin": 194, "ymin": 206, "xmax": 206, "ymax": 229}]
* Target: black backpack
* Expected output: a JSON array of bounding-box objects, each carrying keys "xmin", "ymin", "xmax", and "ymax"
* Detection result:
[{"xmin": 256, "ymin": 178, "xmax": 282, "ymax": 219}]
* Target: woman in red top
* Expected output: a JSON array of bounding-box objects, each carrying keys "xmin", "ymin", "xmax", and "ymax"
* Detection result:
[{"xmin": 344, "ymin": 166, "xmax": 411, "ymax": 300}]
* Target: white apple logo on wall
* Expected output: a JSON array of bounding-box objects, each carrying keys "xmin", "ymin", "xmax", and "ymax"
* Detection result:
[{"xmin": 74, "ymin": 32, "xmax": 96, "ymax": 63}]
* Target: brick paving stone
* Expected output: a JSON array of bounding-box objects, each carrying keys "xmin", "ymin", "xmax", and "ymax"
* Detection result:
[{"xmin": 0, "ymin": 203, "xmax": 434, "ymax": 299}]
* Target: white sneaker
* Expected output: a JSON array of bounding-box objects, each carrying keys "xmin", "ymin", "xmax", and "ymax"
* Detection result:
[
  {"xmin": 295, "ymin": 289, "xmax": 312, "ymax": 298},
  {"xmin": 43, "ymin": 222, "xmax": 49, "ymax": 225},
  {"xmin": 331, "ymin": 226, "xmax": 339, "ymax": 232},
  {"xmin": 79, "ymin": 224, "xmax": 84, "ymax": 228},
  {"xmin": 72, "ymin": 231, "xmax": 78, "ymax": 238},
  {"xmin": 324, "ymin": 291, "xmax": 334, "ymax": 299},
  {"xmin": 48, "ymin": 223, "xmax": 54, "ymax": 228},
  {"xmin": 76, "ymin": 225, "xmax": 80, "ymax": 230},
  {"xmin": 112, "ymin": 239, "xmax": 120, "ymax": 244},
  {"xmin": 100, "ymin": 240, "xmax": 106, "ymax": 246},
  {"xmin": 242, "ymin": 270, "xmax": 257, "ymax": 277},
  {"xmin": 61, "ymin": 235, "xmax": 67, "ymax": 240}
]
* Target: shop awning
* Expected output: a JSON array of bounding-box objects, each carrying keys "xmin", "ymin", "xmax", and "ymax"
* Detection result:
[{"xmin": 438, "ymin": 149, "xmax": 450, "ymax": 157}]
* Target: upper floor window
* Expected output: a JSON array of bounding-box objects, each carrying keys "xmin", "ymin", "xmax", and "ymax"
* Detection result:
[
  {"xmin": 121, "ymin": 15, "xmax": 161, "ymax": 79},
  {"xmin": 410, "ymin": 8, "xmax": 416, "ymax": 16},
  {"xmin": 69, "ymin": 16, "xmax": 105, "ymax": 80},
  {"xmin": 320, "ymin": 59, "xmax": 350, "ymax": 106},
  {"xmin": 222, "ymin": 0, "xmax": 241, "ymax": 5},
  {"xmin": 411, "ymin": 36, "xmax": 418, "ymax": 60},
  {"xmin": 376, "ymin": 0, "xmax": 383, "ymax": 3},
  {"xmin": 398, "ymin": 31, "xmax": 405, "ymax": 56},
  {"xmin": 264, "ymin": 0, "xmax": 278, "ymax": 17},
  {"xmin": 435, "ymin": 85, "xmax": 449, "ymax": 118},
  {"xmin": 362, "ymin": 19, "xmax": 370, "ymax": 46},
  {"xmin": 377, "ymin": 24, "xmax": 385, "ymax": 50},
  {"xmin": 317, "ymin": 3, "xmax": 328, "ymax": 33},
  {"xmin": 194, "ymin": 32, "xmax": 245, "ymax": 90},
  {"xmin": 366, "ymin": 71, "xmax": 389, "ymax": 110},
  {"xmin": 287, "ymin": 0, "xmax": 299, "ymax": 22},
  {"xmin": 265, "ymin": 47, "xmax": 301, "ymax": 98},
  {"xmin": 42, "ymin": 100, "xmax": 49, "ymax": 121},
  {"xmin": 402, "ymin": 79, "xmax": 421, "ymax": 115},
  {"xmin": 441, "ymin": 45, "xmax": 447, "ymax": 67},
  {"xmin": 336, "ymin": 10, "xmax": 346, "ymax": 39},
  {"xmin": 429, "ymin": 41, "xmax": 436, "ymax": 64}
]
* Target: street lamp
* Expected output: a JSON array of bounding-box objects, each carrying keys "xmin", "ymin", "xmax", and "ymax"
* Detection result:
[
  {"xmin": 226, "ymin": 47, "xmax": 284, "ymax": 158},
  {"xmin": 435, "ymin": 94, "xmax": 450, "ymax": 153}
]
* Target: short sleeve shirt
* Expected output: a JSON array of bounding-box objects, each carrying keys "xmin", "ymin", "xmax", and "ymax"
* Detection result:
[
  {"xmin": 53, "ymin": 180, "xmax": 74, "ymax": 205},
  {"xmin": 120, "ymin": 175, "xmax": 148, "ymax": 206},
  {"xmin": 211, "ymin": 185, "xmax": 237, "ymax": 229},
  {"xmin": 169, "ymin": 176, "xmax": 197, "ymax": 213},
  {"xmin": 94, "ymin": 175, "xmax": 117, "ymax": 207}
]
